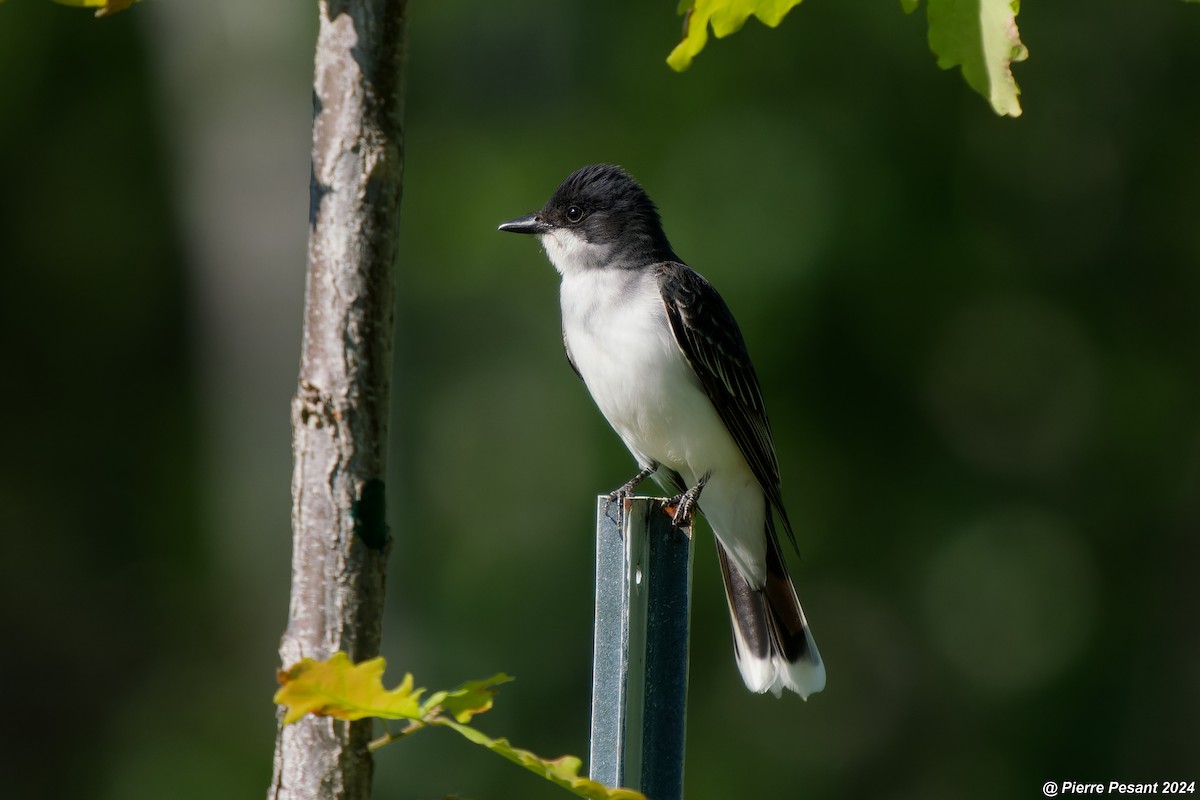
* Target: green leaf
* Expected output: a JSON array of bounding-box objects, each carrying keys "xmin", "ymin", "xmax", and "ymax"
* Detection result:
[
  {"xmin": 275, "ymin": 653, "xmax": 513, "ymax": 727},
  {"xmin": 900, "ymin": 0, "xmax": 921, "ymax": 13},
  {"xmin": 668, "ymin": 0, "xmax": 805, "ymax": 72},
  {"xmin": 420, "ymin": 673, "xmax": 514, "ymax": 724},
  {"xmin": 53, "ymin": 0, "xmax": 141, "ymax": 16},
  {"xmin": 437, "ymin": 720, "xmax": 648, "ymax": 800},
  {"xmin": 926, "ymin": 0, "xmax": 1028, "ymax": 117},
  {"xmin": 274, "ymin": 652, "xmax": 424, "ymax": 725}
]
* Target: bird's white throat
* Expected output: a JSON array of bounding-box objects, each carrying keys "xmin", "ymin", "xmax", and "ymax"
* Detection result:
[{"xmin": 540, "ymin": 228, "xmax": 614, "ymax": 276}]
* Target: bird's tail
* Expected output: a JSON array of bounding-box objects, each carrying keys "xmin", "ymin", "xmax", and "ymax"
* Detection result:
[{"xmin": 715, "ymin": 520, "xmax": 826, "ymax": 699}]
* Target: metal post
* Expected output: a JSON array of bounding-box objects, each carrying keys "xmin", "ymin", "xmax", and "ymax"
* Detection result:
[{"xmin": 589, "ymin": 496, "xmax": 693, "ymax": 800}]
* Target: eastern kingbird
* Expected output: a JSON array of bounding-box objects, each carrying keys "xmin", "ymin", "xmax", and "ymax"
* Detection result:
[{"xmin": 498, "ymin": 164, "xmax": 825, "ymax": 699}]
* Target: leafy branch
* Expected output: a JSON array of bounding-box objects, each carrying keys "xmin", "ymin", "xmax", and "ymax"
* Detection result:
[
  {"xmin": 669, "ymin": 0, "xmax": 1028, "ymax": 117},
  {"xmin": 275, "ymin": 653, "xmax": 648, "ymax": 800},
  {"xmin": 2, "ymin": 0, "xmax": 143, "ymax": 16},
  {"xmin": 38, "ymin": 0, "xmax": 1200, "ymax": 118}
]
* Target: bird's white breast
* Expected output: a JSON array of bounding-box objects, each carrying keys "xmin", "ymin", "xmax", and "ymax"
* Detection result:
[
  {"xmin": 554, "ymin": 251, "xmax": 767, "ymax": 585},
  {"xmin": 558, "ymin": 267, "xmax": 741, "ymax": 484}
]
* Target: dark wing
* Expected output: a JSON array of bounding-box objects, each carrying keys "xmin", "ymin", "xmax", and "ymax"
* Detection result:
[
  {"xmin": 563, "ymin": 325, "xmax": 582, "ymax": 380},
  {"xmin": 656, "ymin": 261, "xmax": 796, "ymax": 549}
]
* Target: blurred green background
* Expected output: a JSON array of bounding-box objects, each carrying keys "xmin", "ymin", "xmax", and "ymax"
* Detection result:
[{"xmin": 2, "ymin": 1, "xmax": 1198, "ymax": 798}]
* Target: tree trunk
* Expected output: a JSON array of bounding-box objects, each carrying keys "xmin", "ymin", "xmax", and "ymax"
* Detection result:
[{"xmin": 269, "ymin": 2, "xmax": 409, "ymax": 798}]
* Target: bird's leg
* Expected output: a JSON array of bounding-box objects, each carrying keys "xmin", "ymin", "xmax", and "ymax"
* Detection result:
[
  {"xmin": 606, "ymin": 463, "xmax": 657, "ymax": 503},
  {"xmin": 666, "ymin": 473, "xmax": 709, "ymax": 528}
]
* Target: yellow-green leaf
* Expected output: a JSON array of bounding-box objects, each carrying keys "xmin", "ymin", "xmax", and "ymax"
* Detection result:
[
  {"xmin": 274, "ymin": 652, "xmax": 423, "ymax": 725},
  {"xmin": 668, "ymin": 0, "xmax": 805, "ymax": 72},
  {"xmin": 275, "ymin": 656, "xmax": 636, "ymax": 799},
  {"xmin": 437, "ymin": 719, "xmax": 648, "ymax": 800},
  {"xmin": 53, "ymin": 0, "xmax": 141, "ymax": 17},
  {"xmin": 421, "ymin": 674, "xmax": 514, "ymax": 724},
  {"xmin": 926, "ymin": 0, "xmax": 1028, "ymax": 117}
]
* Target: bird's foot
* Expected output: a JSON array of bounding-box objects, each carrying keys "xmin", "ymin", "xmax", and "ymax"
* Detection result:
[
  {"xmin": 665, "ymin": 474, "xmax": 708, "ymax": 528},
  {"xmin": 606, "ymin": 464, "xmax": 656, "ymax": 503}
]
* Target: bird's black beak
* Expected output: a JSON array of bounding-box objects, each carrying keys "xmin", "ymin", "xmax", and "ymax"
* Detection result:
[{"xmin": 497, "ymin": 213, "xmax": 550, "ymax": 235}]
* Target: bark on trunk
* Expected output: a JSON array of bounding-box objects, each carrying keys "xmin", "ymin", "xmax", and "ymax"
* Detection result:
[{"xmin": 269, "ymin": 2, "xmax": 408, "ymax": 798}]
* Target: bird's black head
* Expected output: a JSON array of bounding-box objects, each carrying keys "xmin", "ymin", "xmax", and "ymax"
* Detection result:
[{"xmin": 498, "ymin": 164, "xmax": 678, "ymax": 269}]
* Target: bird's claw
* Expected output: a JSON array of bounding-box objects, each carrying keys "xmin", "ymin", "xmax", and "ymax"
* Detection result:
[
  {"xmin": 606, "ymin": 465, "xmax": 656, "ymax": 503},
  {"xmin": 603, "ymin": 465, "xmax": 657, "ymax": 525},
  {"xmin": 665, "ymin": 475, "xmax": 707, "ymax": 528}
]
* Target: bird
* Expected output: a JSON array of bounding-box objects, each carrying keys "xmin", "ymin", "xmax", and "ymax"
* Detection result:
[{"xmin": 497, "ymin": 164, "xmax": 825, "ymax": 699}]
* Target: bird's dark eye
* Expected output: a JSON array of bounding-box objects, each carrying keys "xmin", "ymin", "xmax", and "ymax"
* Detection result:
[{"xmin": 565, "ymin": 205, "xmax": 584, "ymax": 223}]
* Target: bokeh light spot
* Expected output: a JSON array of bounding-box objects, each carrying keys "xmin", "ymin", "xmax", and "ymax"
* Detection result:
[
  {"xmin": 922, "ymin": 508, "xmax": 1098, "ymax": 693},
  {"xmin": 926, "ymin": 295, "xmax": 1099, "ymax": 478}
]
